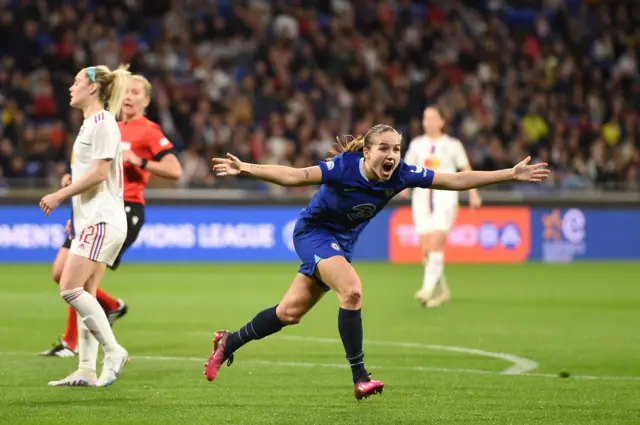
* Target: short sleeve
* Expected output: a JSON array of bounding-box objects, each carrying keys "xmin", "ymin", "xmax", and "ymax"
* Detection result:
[
  {"xmin": 453, "ymin": 140, "xmax": 470, "ymax": 169},
  {"xmin": 404, "ymin": 140, "xmax": 419, "ymax": 166},
  {"xmin": 318, "ymin": 153, "xmax": 344, "ymax": 185},
  {"xmin": 146, "ymin": 124, "xmax": 175, "ymax": 160},
  {"xmin": 91, "ymin": 119, "xmax": 120, "ymax": 160},
  {"xmin": 400, "ymin": 160, "xmax": 435, "ymax": 189}
]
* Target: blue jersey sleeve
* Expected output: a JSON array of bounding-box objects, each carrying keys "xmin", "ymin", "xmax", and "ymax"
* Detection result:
[
  {"xmin": 400, "ymin": 161, "xmax": 435, "ymax": 189},
  {"xmin": 318, "ymin": 153, "xmax": 344, "ymax": 185}
]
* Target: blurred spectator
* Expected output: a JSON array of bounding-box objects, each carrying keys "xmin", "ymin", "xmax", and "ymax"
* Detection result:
[{"xmin": 0, "ymin": 0, "xmax": 638, "ymax": 193}]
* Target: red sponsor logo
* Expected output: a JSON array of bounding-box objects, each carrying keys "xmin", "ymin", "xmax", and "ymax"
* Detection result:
[{"xmin": 389, "ymin": 206, "xmax": 531, "ymax": 263}]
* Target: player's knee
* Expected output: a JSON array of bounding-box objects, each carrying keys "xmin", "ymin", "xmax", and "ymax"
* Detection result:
[
  {"xmin": 276, "ymin": 306, "xmax": 303, "ymax": 325},
  {"xmin": 340, "ymin": 287, "xmax": 362, "ymax": 309}
]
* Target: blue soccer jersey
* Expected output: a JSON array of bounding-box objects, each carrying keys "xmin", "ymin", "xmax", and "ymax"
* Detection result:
[
  {"xmin": 294, "ymin": 152, "xmax": 435, "ymax": 288},
  {"xmin": 298, "ymin": 152, "xmax": 435, "ymax": 235}
]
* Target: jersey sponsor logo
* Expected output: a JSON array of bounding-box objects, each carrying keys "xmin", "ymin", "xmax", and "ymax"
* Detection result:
[
  {"xmin": 423, "ymin": 158, "xmax": 441, "ymax": 169},
  {"xmin": 325, "ymin": 160, "xmax": 335, "ymax": 170},
  {"xmin": 347, "ymin": 203, "xmax": 377, "ymax": 221}
]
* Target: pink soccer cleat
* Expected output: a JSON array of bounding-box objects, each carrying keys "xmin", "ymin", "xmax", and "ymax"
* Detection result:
[
  {"xmin": 204, "ymin": 330, "xmax": 233, "ymax": 382},
  {"xmin": 354, "ymin": 378, "xmax": 384, "ymax": 400}
]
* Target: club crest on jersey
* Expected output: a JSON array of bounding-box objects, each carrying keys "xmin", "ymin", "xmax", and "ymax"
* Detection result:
[{"xmin": 330, "ymin": 242, "xmax": 340, "ymax": 251}]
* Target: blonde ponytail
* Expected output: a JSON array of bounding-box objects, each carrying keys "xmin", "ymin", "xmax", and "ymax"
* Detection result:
[
  {"xmin": 90, "ymin": 64, "xmax": 132, "ymax": 118},
  {"xmin": 328, "ymin": 135, "xmax": 365, "ymax": 159}
]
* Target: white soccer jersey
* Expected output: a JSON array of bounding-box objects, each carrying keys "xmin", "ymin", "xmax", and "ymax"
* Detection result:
[
  {"xmin": 405, "ymin": 134, "xmax": 470, "ymax": 233},
  {"xmin": 70, "ymin": 110, "xmax": 127, "ymax": 236}
]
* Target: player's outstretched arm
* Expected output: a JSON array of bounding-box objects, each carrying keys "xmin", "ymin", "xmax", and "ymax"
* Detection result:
[
  {"xmin": 430, "ymin": 156, "xmax": 549, "ymax": 191},
  {"xmin": 212, "ymin": 153, "xmax": 323, "ymax": 187}
]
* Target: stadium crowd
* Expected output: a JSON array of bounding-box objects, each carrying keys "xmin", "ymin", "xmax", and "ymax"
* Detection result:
[{"xmin": 0, "ymin": 0, "xmax": 638, "ymax": 193}]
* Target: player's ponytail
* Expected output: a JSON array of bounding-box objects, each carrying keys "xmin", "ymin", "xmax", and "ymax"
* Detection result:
[
  {"xmin": 89, "ymin": 64, "xmax": 132, "ymax": 118},
  {"xmin": 328, "ymin": 135, "xmax": 366, "ymax": 159},
  {"xmin": 328, "ymin": 124, "xmax": 401, "ymax": 159}
]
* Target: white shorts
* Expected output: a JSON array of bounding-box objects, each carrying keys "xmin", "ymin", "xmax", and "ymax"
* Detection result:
[
  {"xmin": 411, "ymin": 198, "xmax": 458, "ymax": 235},
  {"xmin": 70, "ymin": 223, "xmax": 126, "ymax": 267}
]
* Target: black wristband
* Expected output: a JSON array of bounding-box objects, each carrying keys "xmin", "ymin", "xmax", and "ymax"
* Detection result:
[{"xmin": 140, "ymin": 158, "xmax": 148, "ymax": 169}]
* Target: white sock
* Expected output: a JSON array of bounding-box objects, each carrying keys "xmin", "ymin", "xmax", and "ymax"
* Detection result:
[
  {"xmin": 61, "ymin": 288, "xmax": 119, "ymax": 354},
  {"xmin": 422, "ymin": 251, "xmax": 444, "ymax": 297},
  {"xmin": 77, "ymin": 312, "xmax": 99, "ymax": 372}
]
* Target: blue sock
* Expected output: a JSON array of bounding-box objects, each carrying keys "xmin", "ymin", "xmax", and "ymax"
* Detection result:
[
  {"xmin": 225, "ymin": 305, "xmax": 285, "ymax": 357},
  {"xmin": 338, "ymin": 307, "xmax": 368, "ymax": 383}
]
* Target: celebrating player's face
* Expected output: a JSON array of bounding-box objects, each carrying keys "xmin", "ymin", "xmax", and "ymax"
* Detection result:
[
  {"xmin": 122, "ymin": 79, "xmax": 149, "ymax": 117},
  {"xmin": 422, "ymin": 108, "xmax": 444, "ymax": 135},
  {"xmin": 366, "ymin": 131, "xmax": 402, "ymax": 180},
  {"xmin": 69, "ymin": 70, "xmax": 94, "ymax": 109}
]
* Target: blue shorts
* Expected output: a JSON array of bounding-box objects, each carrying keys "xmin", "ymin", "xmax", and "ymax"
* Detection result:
[{"xmin": 294, "ymin": 222, "xmax": 354, "ymax": 291}]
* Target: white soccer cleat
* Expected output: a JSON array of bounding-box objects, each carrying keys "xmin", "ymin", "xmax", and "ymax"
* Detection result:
[
  {"xmin": 96, "ymin": 347, "xmax": 129, "ymax": 387},
  {"xmin": 414, "ymin": 289, "xmax": 433, "ymax": 306},
  {"xmin": 48, "ymin": 368, "xmax": 97, "ymax": 387},
  {"xmin": 426, "ymin": 287, "xmax": 451, "ymax": 308}
]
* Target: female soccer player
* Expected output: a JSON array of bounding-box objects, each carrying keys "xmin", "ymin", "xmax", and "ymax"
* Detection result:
[
  {"xmin": 206, "ymin": 124, "xmax": 549, "ymax": 399},
  {"xmin": 404, "ymin": 106, "xmax": 482, "ymax": 308},
  {"xmin": 40, "ymin": 75, "xmax": 182, "ymax": 358},
  {"xmin": 39, "ymin": 65, "xmax": 131, "ymax": 387}
]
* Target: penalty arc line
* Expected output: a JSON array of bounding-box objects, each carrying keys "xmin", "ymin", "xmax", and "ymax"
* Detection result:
[{"xmin": 273, "ymin": 335, "xmax": 538, "ymax": 375}]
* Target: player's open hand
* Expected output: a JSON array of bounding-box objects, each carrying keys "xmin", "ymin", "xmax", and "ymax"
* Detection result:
[
  {"xmin": 512, "ymin": 156, "xmax": 550, "ymax": 182},
  {"xmin": 212, "ymin": 153, "xmax": 242, "ymax": 177},
  {"xmin": 40, "ymin": 192, "xmax": 62, "ymax": 216}
]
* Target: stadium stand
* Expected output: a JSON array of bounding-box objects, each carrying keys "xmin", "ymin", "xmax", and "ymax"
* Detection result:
[{"xmin": 0, "ymin": 0, "xmax": 638, "ymax": 192}]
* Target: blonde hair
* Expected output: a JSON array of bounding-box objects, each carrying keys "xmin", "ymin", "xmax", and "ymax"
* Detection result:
[
  {"xmin": 88, "ymin": 64, "xmax": 132, "ymax": 117},
  {"xmin": 328, "ymin": 124, "xmax": 400, "ymax": 159},
  {"xmin": 131, "ymin": 74, "xmax": 152, "ymax": 98}
]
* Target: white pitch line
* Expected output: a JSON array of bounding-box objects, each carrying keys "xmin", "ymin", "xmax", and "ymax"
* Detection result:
[
  {"xmin": 3, "ymin": 352, "xmax": 640, "ymax": 381},
  {"xmin": 80, "ymin": 355, "xmax": 640, "ymax": 381},
  {"xmin": 274, "ymin": 335, "xmax": 539, "ymax": 375}
]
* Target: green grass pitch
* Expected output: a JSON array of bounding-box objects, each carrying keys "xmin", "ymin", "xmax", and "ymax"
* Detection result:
[{"xmin": 0, "ymin": 262, "xmax": 639, "ymax": 424}]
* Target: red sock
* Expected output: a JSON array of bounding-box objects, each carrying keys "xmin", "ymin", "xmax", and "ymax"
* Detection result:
[
  {"xmin": 62, "ymin": 306, "xmax": 78, "ymax": 351},
  {"xmin": 96, "ymin": 288, "xmax": 119, "ymax": 312}
]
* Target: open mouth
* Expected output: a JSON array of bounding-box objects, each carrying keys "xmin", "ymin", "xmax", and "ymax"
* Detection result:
[{"xmin": 382, "ymin": 162, "xmax": 394, "ymax": 173}]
